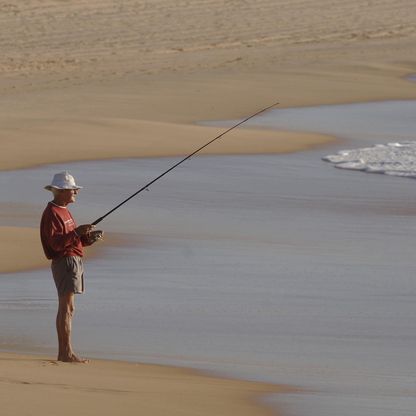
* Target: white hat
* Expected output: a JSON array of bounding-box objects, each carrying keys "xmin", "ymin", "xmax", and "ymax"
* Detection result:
[{"xmin": 44, "ymin": 171, "xmax": 83, "ymax": 191}]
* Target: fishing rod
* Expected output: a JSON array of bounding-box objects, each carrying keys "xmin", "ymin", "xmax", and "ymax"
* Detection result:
[{"xmin": 92, "ymin": 101, "xmax": 279, "ymax": 226}]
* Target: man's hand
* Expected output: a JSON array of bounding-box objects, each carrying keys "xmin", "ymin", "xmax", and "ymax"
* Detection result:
[
  {"xmin": 87, "ymin": 230, "xmax": 104, "ymax": 244},
  {"xmin": 75, "ymin": 224, "xmax": 95, "ymax": 236}
]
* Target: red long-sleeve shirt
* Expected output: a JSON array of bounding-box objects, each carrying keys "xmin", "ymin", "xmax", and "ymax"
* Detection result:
[{"xmin": 40, "ymin": 202, "xmax": 87, "ymax": 260}]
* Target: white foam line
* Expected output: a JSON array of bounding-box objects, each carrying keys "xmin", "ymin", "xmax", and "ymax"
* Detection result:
[{"xmin": 323, "ymin": 141, "xmax": 416, "ymax": 177}]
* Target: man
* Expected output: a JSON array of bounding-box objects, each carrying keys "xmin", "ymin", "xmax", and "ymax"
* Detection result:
[{"xmin": 40, "ymin": 171, "xmax": 102, "ymax": 363}]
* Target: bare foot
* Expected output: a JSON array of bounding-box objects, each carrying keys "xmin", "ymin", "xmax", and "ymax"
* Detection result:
[{"xmin": 59, "ymin": 354, "xmax": 89, "ymax": 363}]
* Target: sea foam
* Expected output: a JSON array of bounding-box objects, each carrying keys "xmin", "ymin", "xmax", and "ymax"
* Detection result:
[{"xmin": 323, "ymin": 141, "xmax": 416, "ymax": 178}]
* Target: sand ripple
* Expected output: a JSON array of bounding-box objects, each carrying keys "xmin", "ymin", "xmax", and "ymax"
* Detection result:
[{"xmin": 1, "ymin": 0, "xmax": 415, "ymax": 85}]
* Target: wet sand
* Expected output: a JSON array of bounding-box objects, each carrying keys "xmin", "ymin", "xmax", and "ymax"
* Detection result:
[{"xmin": 0, "ymin": 352, "xmax": 294, "ymax": 416}]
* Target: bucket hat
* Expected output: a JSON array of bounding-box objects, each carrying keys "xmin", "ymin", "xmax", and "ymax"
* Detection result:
[{"xmin": 44, "ymin": 171, "xmax": 83, "ymax": 191}]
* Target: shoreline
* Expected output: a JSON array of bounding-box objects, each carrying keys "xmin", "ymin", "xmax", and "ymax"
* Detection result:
[
  {"xmin": 1, "ymin": 65, "xmax": 416, "ymax": 171},
  {"xmin": 0, "ymin": 351, "xmax": 296, "ymax": 416},
  {"xmin": 3, "ymin": 83, "xmax": 416, "ymax": 173},
  {"xmin": 1, "ymin": 115, "xmax": 335, "ymax": 172}
]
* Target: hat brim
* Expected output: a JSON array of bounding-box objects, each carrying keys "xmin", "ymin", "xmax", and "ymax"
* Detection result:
[{"xmin": 45, "ymin": 185, "xmax": 83, "ymax": 191}]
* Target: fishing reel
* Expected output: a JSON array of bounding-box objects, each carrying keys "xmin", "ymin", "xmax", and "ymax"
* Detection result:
[{"xmin": 87, "ymin": 230, "xmax": 104, "ymax": 244}]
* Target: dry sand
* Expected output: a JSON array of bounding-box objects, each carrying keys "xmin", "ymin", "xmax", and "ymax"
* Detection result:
[{"xmin": 2, "ymin": 1, "xmax": 416, "ymax": 414}]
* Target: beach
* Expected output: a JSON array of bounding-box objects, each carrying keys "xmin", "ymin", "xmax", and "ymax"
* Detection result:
[
  {"xmin": 0, "ymin": 352, "xmax": 293, "ymax": 416},
  {"xmin": 2, "ymin": 1, "xmax": 416, "ymax": 415}
]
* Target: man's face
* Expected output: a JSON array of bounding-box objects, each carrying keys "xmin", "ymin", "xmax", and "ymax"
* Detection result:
[{"xmin": 59, "ymin": 189, "xmax": 78, "ymax": 205}]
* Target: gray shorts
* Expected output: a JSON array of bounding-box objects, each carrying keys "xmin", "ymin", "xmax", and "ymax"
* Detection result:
[{"xmin": 51, "ymin": 256, "xmax": 85, "ymax": 296}]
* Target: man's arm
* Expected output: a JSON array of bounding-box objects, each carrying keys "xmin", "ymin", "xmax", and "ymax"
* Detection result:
[{"xmin": 41, "ymin": 212, "xmax": 93, "ymax": 252}]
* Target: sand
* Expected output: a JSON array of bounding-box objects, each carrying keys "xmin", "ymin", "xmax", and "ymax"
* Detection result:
[
  {"xmin": 0, "ymin": 352, "xmax": 294, "ymax": 416},
  {"xmin": 2, "ymin": 0, "xmax": 416, "ymax": 173},
  {"xmin": 0, "ymin": 227, "xmax": 48, "ymax": 273},
  {"xmin": 1, "ymin": 1, "xmax": 416, "ymax": 414}
]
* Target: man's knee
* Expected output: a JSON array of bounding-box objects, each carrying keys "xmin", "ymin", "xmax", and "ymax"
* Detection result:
[{"xmin": 59, "ymin": 292, "xmax": 75, "ymax": 316}]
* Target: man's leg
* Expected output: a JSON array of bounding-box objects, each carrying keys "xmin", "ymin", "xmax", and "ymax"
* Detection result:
[{"xmin": 56, "ymin": 292, "xmax": 88, "ymax": 363}]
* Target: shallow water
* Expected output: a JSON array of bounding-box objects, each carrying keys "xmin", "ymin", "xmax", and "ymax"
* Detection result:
[
  {"xmin": 245, "ymin": 100, "xmax": 416, "ymax": 143},
  {"xmin": 2, "ymin": 100, "xmax": 416, "ymax": 416}
]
